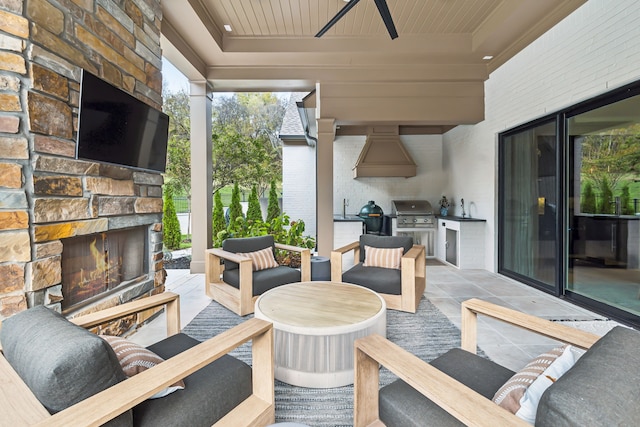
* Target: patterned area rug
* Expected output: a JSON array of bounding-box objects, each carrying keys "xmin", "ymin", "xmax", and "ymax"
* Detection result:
[{"xmin": 182, "ymin": 297, "xmax": 471, "ymax": 426}]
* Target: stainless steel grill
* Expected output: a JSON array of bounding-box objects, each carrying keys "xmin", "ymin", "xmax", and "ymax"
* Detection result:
[{"xmin": 391, "ymin": 200, "xmax": 435, "ymax": 228}]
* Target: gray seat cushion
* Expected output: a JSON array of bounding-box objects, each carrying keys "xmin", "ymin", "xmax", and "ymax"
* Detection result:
[
  {"xmin": 379, "ymin": 348, "xmax": 515, "ymax": 427},
  {"xmin": 134, "ymin": 333, "xmax": 252, "ymax": 427},
  {"xmin": 223, "ymin": 265, "xmax": 301, "ymax": 295},
  {"xmin": 536, "ymin": 326, "xmax": 640, "ymax": 427},
  {"xmin": 341, "ymin": 235, "xmax": 413, "ymax": 294},
  {"xmin": 342, "ymin": 263, "xmax": 402, "ymax": 295},
  {"xmin": 0, "ymin": 306, "xmax": 132, "ymax": 426},
  {"xmin": 222, "ymin": 235, "xmax": 275, "ymax": 270}
]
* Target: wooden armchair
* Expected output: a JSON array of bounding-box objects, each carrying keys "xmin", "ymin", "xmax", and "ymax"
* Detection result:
[
  {"xmin": 206, "ymin": 235, "xmax": 311, "ymax": 316},
  {"xmin": 0, "ymin": 292, "xmax": 275, "ymax": 427},
  {"xmin": 331, "ymin": 234, "xmax": 425, "ymax": 313},
  {"xmin": 353, "ymin": 298, "xmax": 640, "ymax": 426}
]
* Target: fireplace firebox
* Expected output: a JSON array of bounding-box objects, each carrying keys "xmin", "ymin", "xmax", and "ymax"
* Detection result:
[{"xmin": 61, "ymin": 227, "xmax": 148, "ymax": 311}]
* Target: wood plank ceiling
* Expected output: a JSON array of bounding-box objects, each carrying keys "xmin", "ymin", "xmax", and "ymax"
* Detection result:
[{"xmin": 161, "ymin": 0, "xmax": 587, "ymax": 128}]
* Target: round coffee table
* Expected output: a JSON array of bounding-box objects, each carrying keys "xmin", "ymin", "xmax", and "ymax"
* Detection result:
[{"xmin": 254, "ymin": 281, "xmax": 386, "ymax": 388}]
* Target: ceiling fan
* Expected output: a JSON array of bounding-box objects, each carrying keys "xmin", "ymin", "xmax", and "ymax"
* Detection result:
[{"xmin": 315, "ymin": 0, "xmax": 398, "ymax": 40}]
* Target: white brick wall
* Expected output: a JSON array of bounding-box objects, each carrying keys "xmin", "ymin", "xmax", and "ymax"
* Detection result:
[
  {"xmin": 443, "ymin": 0, "xmax": 640, "ymax": 271},
  {"xmin": 283, "ymin": 144, "xmax": 317, "ymax": 239},
  {"xmin": 333, "ymin": 135, "xmax": 446, "ymax": 216}
]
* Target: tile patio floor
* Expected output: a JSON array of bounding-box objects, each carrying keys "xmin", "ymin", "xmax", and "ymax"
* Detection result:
[{"xmin": 130, "ymin": 262, "xmax": 621, "ymax": 372}]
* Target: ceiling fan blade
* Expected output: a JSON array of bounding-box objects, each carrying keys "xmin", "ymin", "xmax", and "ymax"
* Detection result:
[
  {"xmin": 315, "ymin": 0, "xmax": 361, "ymax": 38},
  {"xmin": 373, "ymin": 0, "xmax": 398, "ymax": 39}
]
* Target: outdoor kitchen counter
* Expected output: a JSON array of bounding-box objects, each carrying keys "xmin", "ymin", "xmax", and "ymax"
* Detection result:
[
  {"xmin": 333, "ymin": 215, "xmax": 364, "ymax": 222},
  {"xmin": 436, "ymin": 215, "xmax": 486, "ymax": 222}
]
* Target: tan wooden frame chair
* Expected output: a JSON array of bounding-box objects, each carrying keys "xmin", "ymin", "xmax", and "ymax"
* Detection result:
[
  {"xmin": 353, "ymin": 298, "xmax": 601, "ymax": 427},
  {"xmin": 331, "ymin": 241, "xmax": 426, "ymax": 313},
  {"xmin": 205, "ymin": 243, "xmax": 311, "ymax": 316},
  {"xmin": 0, "ymin": 292, "xmax": 275, "ymax": 427}
]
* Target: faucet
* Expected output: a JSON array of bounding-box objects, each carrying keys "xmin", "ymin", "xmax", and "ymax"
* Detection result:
[
  {"xmin": 342, "ymin": 198, "xmax": 349, "ymax": 218},
  {"xmin": 461, "ymin": 198, "xmax": 466, "ymax": 218}
]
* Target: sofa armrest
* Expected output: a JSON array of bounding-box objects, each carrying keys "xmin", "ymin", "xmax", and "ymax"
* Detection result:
[
  {"xmin": 354, "ymin": 333, "xmax": 529, "ymax": 427},
  {"xmin": 460, "ymin": 298, "xmax": 600, "ymax": 353},
  {"xmin": 70, "ymin": 292, "xmax": 181, "ymax": 336},
  {"xmin": 205, "ymin": 248, "xmax": 253, "ymax": 288},
  {"xmin": 330, "ymin": 241, "xmax": 360, "ymax": 281},
  {"xmin": 32, "ymin": 318, "xmax": 274, "ymax": 427},
  {"xmin": 275, "ymin": 243, "xmax": 311, "ymax": 281},
  {"xmin": 0, "ymin": 355, "xmax": 51, "ymax": 426}
]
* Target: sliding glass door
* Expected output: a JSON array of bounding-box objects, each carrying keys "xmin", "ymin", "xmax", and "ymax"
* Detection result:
[
  {"xmin": 499, "ymin": 120, "xmax": 558, "ymax": 290},
  {"xmin": 499, "ymin": 82, "xmax": 640, "ymax": 326},
  {"xmin": 566, "ymin": 95, "xmax": 640, "ymax": 321}
]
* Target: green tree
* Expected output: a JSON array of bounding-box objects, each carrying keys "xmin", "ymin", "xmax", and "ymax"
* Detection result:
[
  {"xmin": 620, "ymin": 184, "xmax": 632, "ymax": 215},
  {"xmin": 581, "ymin": 181, "xmax": 596, "ymax": 213},
  {"xmin": 212, "ymin": 93, "xmax": 285, "ymax": 194},
  {"xmin": 246, "ymin": 185, "xmax": 263, "ymax": 223},
  {"xmin": 598, "ymin": 176, "xmax": 614, "ymax": 214},
  {"xmin": 581, "ymin": 123, "xmax": 640, "ymax": 193},
  {"xmin": 227, "ymin": 182, "xmax": 244, "ymax": 225},
  {"xmin": 163, "ymin": 186, "xmax": 182, "ymax": 250},
  {"xmin": 163, "ymin": 90, "xmax": 191, "ymax": 197},
  {"xmin": 267, "ymin": 180, "xmax": 280, "ymax": 222},
  {"xmin": 212, "ymin": 191, "xmax": 225, "ymax": 245}
]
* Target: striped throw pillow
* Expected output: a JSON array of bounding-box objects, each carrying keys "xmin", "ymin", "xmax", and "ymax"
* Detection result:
[
  {"xmin": 100, "ymin": 335, "xmax": 185, "ymax": 399},
  {"xmin": 237, "ymin": 246, "xmax": 279, "ymax": 271},
  {"xmin": 492, "ymin": 345, "xmax": 568, "ymax": 415},
  {"xmin": 363, "ymin": 245, "xmax": 404, "ymax": 269}
]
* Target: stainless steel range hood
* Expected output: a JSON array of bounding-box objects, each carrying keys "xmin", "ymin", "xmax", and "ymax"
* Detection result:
[{"xmin": 353, "ymin": 126, "xmax": 417, "ymax": 178}]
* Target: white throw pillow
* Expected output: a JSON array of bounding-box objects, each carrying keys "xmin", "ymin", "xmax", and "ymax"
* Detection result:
[{"xmin": 515, "ymin": 345, "xmax": 576, "ymax": 424}]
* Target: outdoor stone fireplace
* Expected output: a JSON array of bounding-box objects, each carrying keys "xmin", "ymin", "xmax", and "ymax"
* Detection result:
[
  {"xmin": 0, "ymin": 0, "xmax": 166, "ymax": 330},
  {"xmin": 61, "ymin": 227, "xmax": 149, "ymax": 312}
]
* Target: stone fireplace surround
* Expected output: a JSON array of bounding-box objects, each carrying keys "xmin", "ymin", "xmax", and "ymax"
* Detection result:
[{"xmin": 0, "ymin": 0, "xmax": 166, "ymax": 332}]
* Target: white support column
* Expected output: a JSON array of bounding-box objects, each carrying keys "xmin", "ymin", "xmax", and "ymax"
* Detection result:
[
  {"xmin": 316, "ymin": 117, "xmax": 335, "ymax": 256},
  {"xmin": 189, "ymin": 81, "xmax": 212, "ymax": 273}
]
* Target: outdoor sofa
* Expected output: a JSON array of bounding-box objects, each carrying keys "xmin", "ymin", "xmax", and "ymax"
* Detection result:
[
  {"xmin": 0, "ymin": 292, "xmax": 274, "ymax": 427},
  {"xmin": 354, "ymin": 298, "xmax": 640, "ymax": 426}
]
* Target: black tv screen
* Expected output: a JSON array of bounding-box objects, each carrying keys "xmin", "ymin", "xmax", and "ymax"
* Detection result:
[{"xmin": 76, "ymin": 70, "xmax": 169, "ymax": 172}]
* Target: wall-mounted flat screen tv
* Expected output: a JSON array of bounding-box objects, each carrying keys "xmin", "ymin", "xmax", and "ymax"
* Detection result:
[{"xmin": 76, "ymin": 70, "xmax": 169, "ymax": 172}]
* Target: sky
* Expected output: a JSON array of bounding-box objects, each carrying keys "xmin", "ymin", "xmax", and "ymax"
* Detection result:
[
  {"xmin": 162, "ymin": 57, "xmax": 189, "ymax": 93},
  {"xmin": 161, "ymin": 57, "xmax": 291, "ymax": 101}
]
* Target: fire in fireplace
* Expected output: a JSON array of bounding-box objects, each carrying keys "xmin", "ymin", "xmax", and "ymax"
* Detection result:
[{"xmin": 61, "ymin": 228, "xmax": 147, "ymax": 311}]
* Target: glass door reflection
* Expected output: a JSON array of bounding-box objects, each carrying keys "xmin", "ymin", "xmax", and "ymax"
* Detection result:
[{"xmin": 567, "ymin": 95, "xmax": 640, "ymax": 318}]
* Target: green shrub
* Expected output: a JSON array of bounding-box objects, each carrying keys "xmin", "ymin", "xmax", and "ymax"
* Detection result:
[
  {"xmin": 620, "ymin": 184, "xmax": 633, "ymax": 215},
  {"xmin": 246, "ymin": 185, "xmax": 263, "ymax": 223},
  {"xmin": 598, "ymin": 177, "xmax": 613, "ymax": 214},
  {"xmin": 227, "ymin": 182, "xmax": 244, "ymax": 224},
  {"xmin": 212, "ymin": 191, "xmax": 225, "ymax": 243},
  {"xmin": 163, "ymin": 186, "xmax": 182, "ymax": 250},
  {"xmin": 581, "ymin": 182, "xmax": 596, "ymax": 213},
  {"xmin": 267, "ymin": 180, "xmax": 280, "ymax": 222}
]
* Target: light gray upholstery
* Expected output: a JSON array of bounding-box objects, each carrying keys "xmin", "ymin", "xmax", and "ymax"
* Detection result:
[
  {"xmin": 379, "ymin": 348, "xmax": 514, "ymax": 427},
  {"xmin": 0, "ymin": 306, "xmax": 253, "ymax": 427},
  {"xmin": 379, "ymin": 327, "xmax": 640, "ymax": 426},
  {"xmin": 0, "ymin": 306, "xmax": 132, "ymax": 426},
  {"xmin": 536, "ymin": 326, "xmax": 640, "ymax": 426}
]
